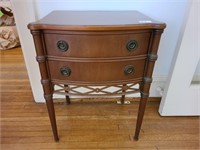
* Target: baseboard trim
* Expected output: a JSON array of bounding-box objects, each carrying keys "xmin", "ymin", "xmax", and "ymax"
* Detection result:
[{"xmin": 51, "ymin": 97, "xmax": 161, "ymax": 104}]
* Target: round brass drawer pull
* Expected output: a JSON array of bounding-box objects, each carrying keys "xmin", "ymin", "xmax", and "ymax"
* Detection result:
[
  {"xmin": 127, "ymin": 40, "xmax": 138, "ymax": 52},
  {"xmin": 57, "ymin": 40, "xmax": 69, "ymax": 52},
  {"xmin": 124, "ymin": 65, "xmax": 134, "ymax": 75},
  {"xmin": 60, "ymin": 67, "xmax": 71, "ymax": 76}
]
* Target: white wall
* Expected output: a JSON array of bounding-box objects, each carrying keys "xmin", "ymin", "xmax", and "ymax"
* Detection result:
[
  {"xmin": 159, "ymin": 0, "xmax": 200, "ymax": 116},
  {"xmin": 12, "ymin": 0, "xmax": 191, "ymax": 102}
]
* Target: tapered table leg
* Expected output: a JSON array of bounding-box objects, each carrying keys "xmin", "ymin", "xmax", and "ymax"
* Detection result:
[
  {"xmin": 45, "ymin": 95, "xmax": 59, "ymax": 142},
  {"xmin": 120, "ymin": 95, "xmax": 125, "ymax": 104},
  {"xmin": 120, "ymin": 84, "xmax": 126, "ymax": 104},
  {"xmin": 64, "ymin": 85, "xmax": 71, "ymax": 104},
  {"xmin": 134, "ymin": 96, "xmax": 148, "ymax": 141}
]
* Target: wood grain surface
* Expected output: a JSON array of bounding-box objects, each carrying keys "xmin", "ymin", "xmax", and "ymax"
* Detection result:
[{"xmin": 28, "ymin": 11, "xmax": 166, "ymax": 31}]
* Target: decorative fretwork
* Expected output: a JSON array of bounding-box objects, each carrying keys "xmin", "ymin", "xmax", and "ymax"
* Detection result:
[{"xmin": 52, "ymin": 83, "xmax": 140, "ymax": 97}]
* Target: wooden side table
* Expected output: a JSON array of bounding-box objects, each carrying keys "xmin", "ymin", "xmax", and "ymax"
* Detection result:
[{"xmin": 28, "ymin": 11, "xmax": 166, "ymax": 142}]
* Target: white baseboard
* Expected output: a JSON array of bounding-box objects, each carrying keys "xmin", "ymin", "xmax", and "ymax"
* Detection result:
[{"xmin": 192, "ymin": 74, "xmax": 200, "ymax": 82}]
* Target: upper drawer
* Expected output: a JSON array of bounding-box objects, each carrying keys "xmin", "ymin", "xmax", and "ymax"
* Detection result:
[{"xmin": 43, "ymin": 31, "xmax": 151, "ymax": 58}]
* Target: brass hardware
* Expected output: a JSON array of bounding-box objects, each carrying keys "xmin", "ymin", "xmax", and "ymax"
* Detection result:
[
  {"xmin": 127, "ymin": 40, "xmax": 138, "ymax": 52},
  {"xmin": 57, "ymin": 40, "xmax": 68, "ymax": 52},
  {"xmin": 60, "ymin": 67, "xmax": 71, "ymax": 76},
  {"xmin": 124, "ymin": 65, "xmax": 134, "ymax": 75}
]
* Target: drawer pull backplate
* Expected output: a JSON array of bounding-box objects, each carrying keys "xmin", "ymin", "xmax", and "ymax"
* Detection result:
[
  {"xmin": 127, "ymin": 40, "xmax": 138, "ymax": 52},
  {"xmin": 60, "ymin": 67, "xmax": 71, "ymax": 76},
  {"xmin": 124, "ymin": 65, "xmax": 134, "ymax": 75},
  {"xmin": 57, "ymin": 40, "xmax": 69, "ymax": 52}
]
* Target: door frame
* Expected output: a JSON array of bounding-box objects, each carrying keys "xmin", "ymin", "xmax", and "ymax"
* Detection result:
[{"xmin": 159, "ymin": 0, "xmax": 200, "ymax": 116}]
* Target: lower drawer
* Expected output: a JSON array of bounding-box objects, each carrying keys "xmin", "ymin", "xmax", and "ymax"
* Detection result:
[{"xmin": 48, "ymin": 59, "xmax": 146, "ymax": 83}]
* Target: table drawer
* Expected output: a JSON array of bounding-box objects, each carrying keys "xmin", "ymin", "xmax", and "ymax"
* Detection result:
[
  {"xmin": 44, "ymin": 32, "xmax": 151, "ymax": 58},
  {"xmin": 48, "ymin": 59, "xmax": 146, "ymax": 83}
]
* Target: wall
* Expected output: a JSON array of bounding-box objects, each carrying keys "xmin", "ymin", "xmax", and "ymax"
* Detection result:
[
  {"xmin": 12, "ymin": 0, "xmax": 191, "ymax": 102},
  {"xmin": 159, "ymin": 0, "xmax": 200, "ymax": 116}
]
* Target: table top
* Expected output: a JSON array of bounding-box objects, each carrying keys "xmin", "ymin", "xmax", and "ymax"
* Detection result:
[{"xmin": 28, "ymin": 11, "xmax": 166, "ymax": 31}]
